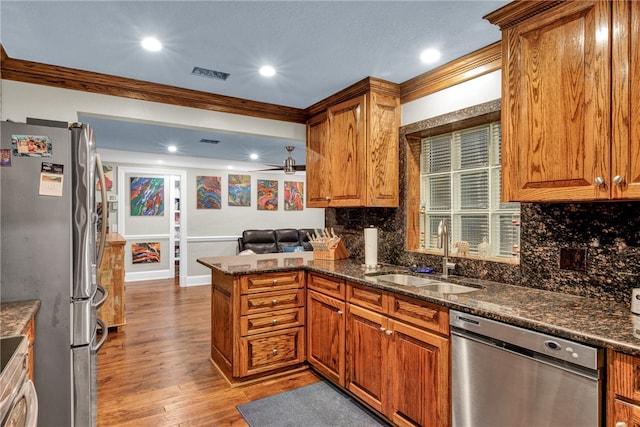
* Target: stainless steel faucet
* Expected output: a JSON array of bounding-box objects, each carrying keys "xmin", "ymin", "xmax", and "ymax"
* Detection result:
[{"xmin": 437, "ymin": 219, "xmax": 456, "ymax": 278}]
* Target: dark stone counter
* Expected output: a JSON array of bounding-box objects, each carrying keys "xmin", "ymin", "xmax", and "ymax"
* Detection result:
[
  {"xmin": 197, "ymin": 253, "xmax": 640, "ymax": 356},
  {"xmin": 0, "ymin": 300, "xmax": 40, "ymax": 336}
]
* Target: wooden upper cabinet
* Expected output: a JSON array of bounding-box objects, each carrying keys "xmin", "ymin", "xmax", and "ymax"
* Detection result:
[
  {"xmin": 305, "ymin": 77, "xmax": 400, "ymax": 208},
  {"xmin": 486, "ymin": 0, "xmax": 640, "ymax": 201}
]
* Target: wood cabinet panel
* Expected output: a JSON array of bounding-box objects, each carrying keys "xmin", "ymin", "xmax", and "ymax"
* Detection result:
[
  {"xmin": 22, "ymin": 317, "xmax": 35, "ymax": 380},
  {"xmin": 306, "ymin": 78, "xmax": 399, "ymax": 207},
  {"xmin": 611, "ymin": 399, "xmax": 640, "ymax": 427},
  {"xmin": 346, "ymin": 281, "xmax": 388, "ymax": 313},
  {"xmin": 240, "ymin": 307, "xmax": 304, "ymax": 336},
  {"xmin": 238, "ymin": 327, "xmax": 305, "ymax": 377},
  {"xmin": 306, "ymin": 112, "xmax": 331, "ymax": 206},
  {"xmin": 389, "ymin": 293, "xmax": 449, "ymax": 335},
  {"xmin": 346, "ymin": 304, "xmax": 387, "ymax": 413},
  {"xmin": 240, "ymin": 271, "xmax": 303, "ymax": 294},
  {"xmin": 211, "ymin": 284, "xmax": 233, "ymax": 372},
  {"xmin": 240, "ymin": 289, "xmax": 305, "ymax": 315},
  {"xmin": 98, "ymin": 233, "xmax": 126, "ymax": 330},
  {"xmin": 307, "ymin": 290, "xmax": 346, "ymax": 386},
  {"xmin": 488, "ymin": 0, "xmax": 640, "ymax": 201},
  {"xmin": 388, "ymin": 319, "xmax": 450, "ymax": 427},
  {"xmin": 307, "ymin": 272, "xmax": 345, "ymax": 299}
]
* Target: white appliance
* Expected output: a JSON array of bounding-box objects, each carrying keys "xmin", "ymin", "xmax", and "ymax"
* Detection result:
[{"xmin": 1, "ymin": 120, "xmax": 108, "ymax": 426}]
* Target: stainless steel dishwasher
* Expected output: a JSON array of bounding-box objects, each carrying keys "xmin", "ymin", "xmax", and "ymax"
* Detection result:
[{"xmin": 450, "ymin": 310, "xmax": 604, "ymax": 427}]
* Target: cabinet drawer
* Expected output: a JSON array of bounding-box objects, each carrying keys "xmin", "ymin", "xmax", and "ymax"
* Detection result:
[
  {"xmin": 241, "ymin": 271, "xmax": 304, "ymax": 294},
  {"xmin": 611, "ymin": 351, "xmax": 640, "ymax": 401},
  {"xmin": 307, "ymin": 273, "xmax": 345, "ymax": 299},
  {"xmin": 240, "ymin": 289, "xmax": 304, "ymax": 315},
  {"xmin": 239, "ymin": 327, "xmax": 305, "ymax": 377},
  {"xmin": 389, "ymin": 294, "xmax": 449, "ymax": 336},
  {"xmin": 346, "ymin": 282, "xmax": 388, "ymax": 313},
  {"xmin": 240, "ymin": 308, "xmax": 305, "ymax": 336}
]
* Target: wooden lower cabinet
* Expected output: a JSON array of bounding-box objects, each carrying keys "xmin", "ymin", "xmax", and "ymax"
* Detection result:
[
  {"xmin": 307, "ymin": 289, "xmax": 346, "ymax": 386},
  {"xmin": 209, "ymin": 269, "xmax": 306, "ymax": 383},
  {"xmin": 608, "ymin": 349, "xmax": 640, "ymax": 427},
  {"xmin": 346, "ymin": 303, "xmax": 450, "ymax": 427},
  {"xmin": 98, "ymin": 233, "xmax": 126, "ymax": 331}
]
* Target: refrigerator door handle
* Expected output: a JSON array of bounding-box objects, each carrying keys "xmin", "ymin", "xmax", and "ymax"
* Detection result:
[
  {"xmin": 95, "ymin": 318, "xmax": 108, "ymax": 352},
  {"xmin": 95, "ymin": 153, "xmax": 108, "ymax": 271},
  {"xmin": 94, "ymin": 285, "xmax": 108, "ymax": 309}
]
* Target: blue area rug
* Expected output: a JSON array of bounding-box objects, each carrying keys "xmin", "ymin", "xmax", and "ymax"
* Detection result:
[{"xmin": 236, "ymin": 381, "xmax": 389, "ymax": 427}]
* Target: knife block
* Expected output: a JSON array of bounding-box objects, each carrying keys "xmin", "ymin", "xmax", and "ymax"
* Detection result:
[{"xmin": 313, "ymin": 239, "xmax": 349, "ymax": 260}]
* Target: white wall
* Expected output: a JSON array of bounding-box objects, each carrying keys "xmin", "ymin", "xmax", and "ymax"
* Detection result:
[
  {"xmin": 1, "ymin": 80, "xmax": 306, "ymax": 142},
  {"xmin": 401, "ymin": 70, "xmax": 501, "ymax": 125}
]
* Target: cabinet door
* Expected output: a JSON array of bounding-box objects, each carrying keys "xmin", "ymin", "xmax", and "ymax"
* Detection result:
[
  {"xmin": 328, "ymin": 96, "xmax": 366, "ymax": 206},
  {"xmin": 612, "ymin": 0, "xmax": 640, "ymax": 199},
  {"xmin": 346, "ymin": 304, "xmax": 387, "ymax": 413},
  {"xmin": 611, "ymin": 399, "xmax": 640, "ymax": 427},
  {"xmin": 387, "ymin": 319, "xmax": 450, "ymax": 427},
  {"xmin": 306, "ymin": 112, "xmax": 332, "ymax": 207},
  {"xmin": 501, "ymin": 0, "xmax": 611, "ymax": 201},
  {"xmin": 367, "ymin": 91, "xmax": 399, "ymax": 207},
  {"xmin": 307, "ymin": 290, "xmax": 346, "ymax": 386}
]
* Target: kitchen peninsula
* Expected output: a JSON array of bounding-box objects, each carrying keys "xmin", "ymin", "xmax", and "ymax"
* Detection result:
[{"xmin": 199, "ymin": 252, "xmax": 640, "ymax": 426}]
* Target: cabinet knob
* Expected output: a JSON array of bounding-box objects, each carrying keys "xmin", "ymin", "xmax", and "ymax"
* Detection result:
[
  {"xmin": 272, "ymin": 299, "xmax": 278, "ymax": 306},
  {"xmin": 272, "ymin": 319, "xmax": 278, "ymax": 325},
  {"xmin": 337, "ymin": 310, "xmax": 343, "ymax": 316},
  {"xmin": 613, "ymin": 175, "xmax": 624, "ymax": 185},
  {"xmin": 615, "ymin": 422, "xmax": 627, "ymax": 427},
  {"xmin": 272, "ymin": 349, "xmax": 278, "ymax": 355},
  {"xmin": 272, "ymin": 279, "xmax": 278, "ymax": 285},
  {"xmin": 385, "ymin": 330, "xmax": 393, "ymax": 336},
  {"xmin": 325, "ymin": 196, "xmax": 331, "ymax": 201},
  {"xmin": 379, "ymin": 327, "xmax": 386, "ymax": 333},
  {"xmin": 594, "ymin": 176, "xmax": 605, "ymax": 186}
]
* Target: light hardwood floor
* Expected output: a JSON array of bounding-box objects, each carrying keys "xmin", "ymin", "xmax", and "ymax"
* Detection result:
[{"xmin": 97, "ymin": 279, "xmax": 320, "ymax": 426}]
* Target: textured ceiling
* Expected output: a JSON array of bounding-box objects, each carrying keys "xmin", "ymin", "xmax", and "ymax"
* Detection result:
[{"xmin": 1, "ymin": 0, "xmax": 509, "ymax": 166}]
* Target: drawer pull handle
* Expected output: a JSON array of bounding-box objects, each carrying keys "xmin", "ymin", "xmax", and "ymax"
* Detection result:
[
  {"xmin": 272, "ymin": 319, "xmax": 278, "ymax": 325},
  {"xmin": 272, "ymin": 349, "xmax": 278, "ymax": 355},
  {"xmin": 272, "ymin": 299, "xmax": 278, "ymax": 306},
  {"xmin": 615, "ymin": 422, "xmax": 627, "ymax": 427},
  {"xmin": 272, "ymin": 279, "xmax": 278, "ymax": 285}
]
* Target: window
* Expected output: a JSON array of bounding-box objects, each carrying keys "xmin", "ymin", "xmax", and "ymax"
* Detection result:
[{"xmin": 419, "ymin": 121, "xmax": 520, "ymax": 258}]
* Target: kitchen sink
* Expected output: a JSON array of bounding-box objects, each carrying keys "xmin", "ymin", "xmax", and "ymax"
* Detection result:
[{"xmin": 369, "ymin": 274, "xmax": 482, "ymax": 294}]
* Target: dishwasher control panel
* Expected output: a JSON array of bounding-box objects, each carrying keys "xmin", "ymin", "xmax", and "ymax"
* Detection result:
[{"xmin": 450, "ymin": 310, "xmax": 602, "ymax": 370}]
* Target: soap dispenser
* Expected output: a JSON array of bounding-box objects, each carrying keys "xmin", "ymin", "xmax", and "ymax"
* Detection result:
[{"xmin": 478, "ymin": 236, "xmax": 491, "ymax": 258}]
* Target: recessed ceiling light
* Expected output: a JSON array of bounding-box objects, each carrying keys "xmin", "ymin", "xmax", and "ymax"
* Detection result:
[
  {"xmin": 420, "ymin": 49, "xmax": 441, "ymax": 64},
  {"xmin": 259, "ymin": 65, "xmax": 276, "ymax": 77},
  {"xmin": 250, "ymin": 153, "xmax": 258, "ymax": 160},
  {"xmin": 141, "ymin": 37, "xmax": 162, "ymax": 52},
  {"xmin": 167, "ymin": 145, "xmax": 177, "ymax": 153}
]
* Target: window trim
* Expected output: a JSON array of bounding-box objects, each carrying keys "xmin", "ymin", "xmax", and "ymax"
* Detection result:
[{"xmin": 402, "ymin": 99, "xmax": 518, "ymax": 264}]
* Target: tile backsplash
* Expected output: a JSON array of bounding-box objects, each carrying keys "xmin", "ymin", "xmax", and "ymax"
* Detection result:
[{"xmin": 326, "ymin": 201, "xmax": 640, "ymax": 306}]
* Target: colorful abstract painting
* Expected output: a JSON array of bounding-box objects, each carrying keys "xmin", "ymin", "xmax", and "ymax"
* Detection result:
[
  {"xmin": 196, "ymin": 176, "xmax": 222, "ymax": 209},
  {"xmin": 284, "ymin": 181, "xmax": 304, "ymax": 211},
  {"xmin": 130, "ymin": 177, "xmax": 164, "ymax": 216},
  {"xmin": 131, "ymin": 242, "xmax": 161, "ymax": 264},
  {"xmin": 228, "ymin": 174, "xmax": 251, "ymax": 206},
  {"xmin": 257, "ymin": 179, "xmax": 278, "ymax": 210}
]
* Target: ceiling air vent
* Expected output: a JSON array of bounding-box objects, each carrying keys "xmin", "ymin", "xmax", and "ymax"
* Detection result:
[
  {"xmin": 191, "ymin": 66, "xmax": 230, "ymax": 81},
  {"xmin": 199, "ymin": 138, "xmax": 220, "ymax": 145}
]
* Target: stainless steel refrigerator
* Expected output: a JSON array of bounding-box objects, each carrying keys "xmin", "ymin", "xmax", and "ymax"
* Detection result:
[{"xmin": 1, "ymin": 120, "xmax": 108, "ymax": 426}]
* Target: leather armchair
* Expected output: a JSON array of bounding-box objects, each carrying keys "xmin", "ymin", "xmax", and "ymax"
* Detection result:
[{"xmin": 275, "ymin": 229, "xmax": 302, "ymax": 252}]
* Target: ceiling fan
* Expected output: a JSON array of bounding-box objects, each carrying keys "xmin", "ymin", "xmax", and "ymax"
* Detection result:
[{"xmin": 256, "ymin": 146, "xmax": 306, "ymax": 174}]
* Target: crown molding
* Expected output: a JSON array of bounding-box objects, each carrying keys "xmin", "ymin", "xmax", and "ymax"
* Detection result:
[
  {"xmin": 0, "ymin": 44, "xmax": 307, "ymax": 124},
  {"xmin": 399, "ymin": 42, "xmax": 502, "ymax": 104}
]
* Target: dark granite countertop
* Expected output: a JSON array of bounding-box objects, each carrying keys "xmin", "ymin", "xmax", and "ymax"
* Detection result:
[
  {"xmin": 198, "ymin": 253, "xmax": 640, "ymax": 356},
  {"xmin": 0, "ymin": 300, "xmax": 40, "ymax": 337}
]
